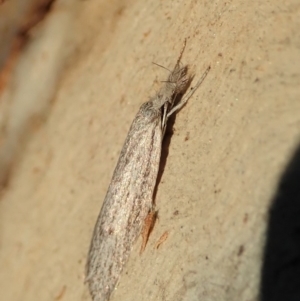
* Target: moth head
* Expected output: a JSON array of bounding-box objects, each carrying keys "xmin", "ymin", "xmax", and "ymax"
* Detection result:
[{"xmin": 168, "ymin": 64, "xmax": 190, "ymax": 94}]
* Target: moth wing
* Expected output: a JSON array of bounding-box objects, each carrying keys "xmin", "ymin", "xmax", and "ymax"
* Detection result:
[{"xmin": 86, "ymin": 103, "xmax": 162, "ymax": 301}]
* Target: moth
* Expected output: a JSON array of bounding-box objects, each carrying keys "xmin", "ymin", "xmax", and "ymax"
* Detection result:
[{"xmin": 85, "ymin": 42, "xmax": 210, "ymax": 301}]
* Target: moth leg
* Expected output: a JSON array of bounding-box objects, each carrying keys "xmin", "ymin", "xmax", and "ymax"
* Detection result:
[
  {"xmin": 167, "ymin": 65, "xmax": 211, "ymax": 118},
  {"xmin": 162, "ymin": 102, "xmax": 168, "ymax": 137},
  {"xmin": 140, "ymin": 209, "xmax": 157, "ymax": 254}
]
